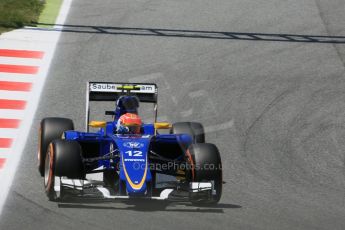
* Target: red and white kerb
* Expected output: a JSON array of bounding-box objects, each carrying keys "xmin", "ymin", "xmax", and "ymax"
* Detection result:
[{"xmin": 0, "ymin": 49, "xmax": 44, "ymax": 170}]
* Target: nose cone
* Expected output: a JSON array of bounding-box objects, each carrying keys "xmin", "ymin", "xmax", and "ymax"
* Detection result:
[{"xmin": 115, "ymin": 136, "xmax": 152, "ymax": 195}]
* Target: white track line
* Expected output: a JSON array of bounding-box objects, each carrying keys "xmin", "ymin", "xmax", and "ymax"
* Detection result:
[
  {"xmin": 0, "ymin": 90, "xmax": 32, "ymax": 100},
  {"xmin": 0, "ymin": 129, "xmax": 19, "ymax": 138},
  {"xmin": 0, "ymin": 57, "xmax": 42, "ymax": 66},
  {"xmin": 0, "ymin": 110, "xmax": 25, "ymax": 119},
  {"xmin": 0, "ymin": 0, "xmax": 73, "ymax": 216},
  {"xmin": 0, "ymin": 73, "xmax": 36, "ymax": 83},
  {"xmin": 0, "ymin": 149, "xmax": 11, "ymax": 157}
]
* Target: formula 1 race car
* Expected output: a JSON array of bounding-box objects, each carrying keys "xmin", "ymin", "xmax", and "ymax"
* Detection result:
[{"xmin": 38, "ymin": 82, "xmax": 222, "ymax": 205}]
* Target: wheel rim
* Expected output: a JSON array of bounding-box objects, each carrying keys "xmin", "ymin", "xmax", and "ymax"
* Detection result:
[
  {"xmin": 38, "ymin": 127, "xmax": 42, "ymax": 165},
  {"xmin": 44, "ymin": 148, "xmax": 51, "ymax": 186}
]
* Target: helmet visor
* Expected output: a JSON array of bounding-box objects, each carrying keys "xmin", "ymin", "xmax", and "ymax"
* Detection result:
[{"xmin": 123, "ymin": 124, "xmax": 141, "ymax": 134}]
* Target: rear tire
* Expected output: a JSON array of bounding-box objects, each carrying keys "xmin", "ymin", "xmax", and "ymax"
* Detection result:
[
  {"xmin": 186, "ymin": 143, "xmax": 222, "ymax": 205},
  {"xmin": 171, "ymin": 122, "xmax": 205, "ymax": 143},
  {"xmin": 44, "ymin": 140, "xmax": 84, "ymax": 201},
  {"xmin": 38, "ymin": 117, "xmax": 74, "ymax": 176}
]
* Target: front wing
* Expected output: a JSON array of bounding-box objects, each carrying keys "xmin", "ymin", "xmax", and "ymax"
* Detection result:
[{"xmin": 53, "ymin": 176, "xmax": 213, "ymax": 202}]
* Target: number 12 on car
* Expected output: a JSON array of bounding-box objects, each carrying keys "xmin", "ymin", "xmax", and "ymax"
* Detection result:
[{"xmin": 125, "ymin": 150, "xmax": 143, "ymax": 157}]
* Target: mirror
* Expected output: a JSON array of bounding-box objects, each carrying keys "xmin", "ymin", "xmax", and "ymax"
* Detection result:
[
  {"xmin": 89, "ymin": 121, "xmax": 107, "ymax": 128},
  {"xmin": 154, "ymin": 122, "xmax": 172, "ymax": 129}
]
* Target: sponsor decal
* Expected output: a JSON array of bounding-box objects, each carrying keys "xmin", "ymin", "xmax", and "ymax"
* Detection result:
[
  {"xmin": 89, "ymin": 83, "xmax": 156, "ymax": 93},
  {"xmin": 123, "ymin": 142, "xmax": 144, "ymax": 148},
  {"xmin": 90, "ymin": 83, "xmax": 118, "ymax": 92},
  {"xmin": 140, "ymin": 85, "xmax": 154, "ymax": 92},
  {"xmin": 124, "ymin": 159, "xmax": 145, "ymax": 162}
]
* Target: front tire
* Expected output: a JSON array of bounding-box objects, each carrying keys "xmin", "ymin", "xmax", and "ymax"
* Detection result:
[
  {"xmin": 186, "ymin": 143, "xmax": 222, "ymax": 205},
  {"xmin": 44, "ymin": 140, "xmax": 84, "ymax": 201},
  {"xmin": 44, "ymin": 142, "xmax": 57, "ymax": 201}
]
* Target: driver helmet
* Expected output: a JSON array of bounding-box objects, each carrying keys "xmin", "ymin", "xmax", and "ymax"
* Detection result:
[{"xmin": 116, "ymin": 113, "xmax": 142, "ymax": 134}]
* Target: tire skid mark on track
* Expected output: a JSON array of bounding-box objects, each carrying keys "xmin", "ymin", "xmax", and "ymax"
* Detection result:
[
  {"xmin": 12, "ymin": 190, "xmax": 76, "ymax": 218},
  {"xmin": 11, "ymin": 191, "xmax": 110, "ymax": 230}
]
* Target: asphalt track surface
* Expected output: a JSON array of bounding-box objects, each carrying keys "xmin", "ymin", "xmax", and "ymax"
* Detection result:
[{"xmin": 1, "ymin": 0, "xmax": 345, "ymax": 229}]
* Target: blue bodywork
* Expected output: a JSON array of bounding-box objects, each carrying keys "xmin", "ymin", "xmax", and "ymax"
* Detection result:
[{"xmin": 64, "ymin": 96, "xmax": 193, "ymax": 196}]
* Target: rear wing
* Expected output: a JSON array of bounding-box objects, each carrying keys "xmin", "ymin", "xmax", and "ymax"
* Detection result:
[
  {"xmin": 86, "ymin": 82, "xmax": 158, "ymax": 131},
  {"xmin": 88, "ymin": 82, "xmax": 157, "ymax": 102}
]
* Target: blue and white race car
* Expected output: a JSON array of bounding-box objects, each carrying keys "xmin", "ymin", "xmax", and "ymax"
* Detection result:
[{"xmin": 38, "ymin": 82, "xmax": 222, "ymax": 205}]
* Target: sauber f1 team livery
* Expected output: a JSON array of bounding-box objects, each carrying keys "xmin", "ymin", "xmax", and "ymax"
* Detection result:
[{"xmin": 38, "ymin": 82, "xmax": 222, "ymax": 205}]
